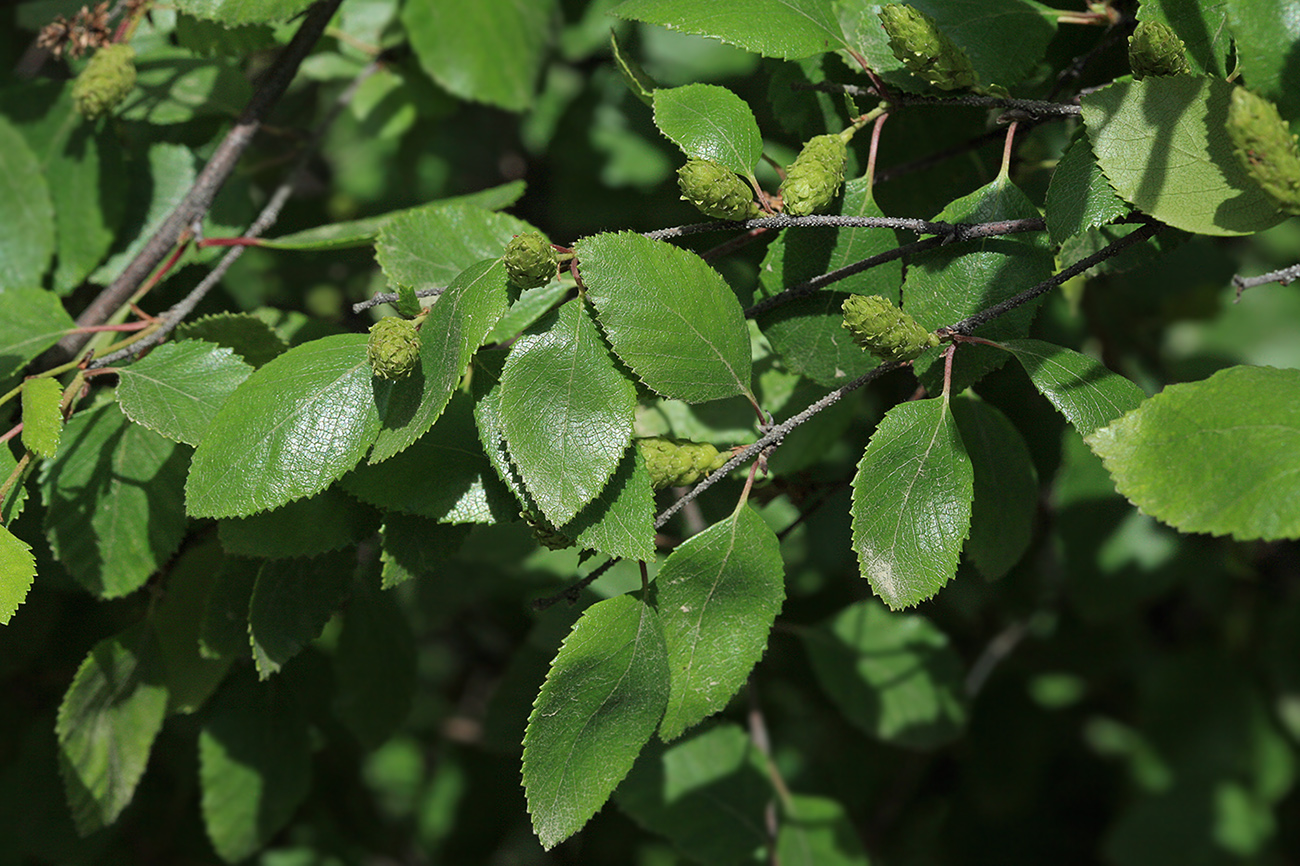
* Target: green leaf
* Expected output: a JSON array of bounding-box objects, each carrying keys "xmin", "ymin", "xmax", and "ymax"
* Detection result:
[
  {"xmin": 577, "ymin": 232, "xmax": 753, "ymax": 403},
  {"xmin": 402, "ymin": 0, "xmax": 554, "ymax": 111},
  {"xmin": 777, "ymin": 794, "xmax": 871, "ymax": 866},
  {"xmin": 802, "ymin": 599, "xmax": 967, "ymax": 748},
  {"xmin": 950, "ymin": 394, "xmax": 1037, "ymax": 580},
  {"xmin": 486, "ymin": 278, "xmax": 570, "ymax": 343},
  {"xmin": 174, "ymin": 13, "xmax": 277, "ymax": 55},
  {"xmin": 369, "ymin": 258, "xmax": 511, "ymax": 463},
  {"xmin": 174, "ymin": 0, "xmax": 314, "ymax": 25},
  {"xmin": 115, "ymin": 340, "xmax": 254, "ymax": 447},
  {"xmin": 0, "ymin": 287, "xmax": 72, "ymax": 382},
  {"xmin": 559, "ymin": 442, "xmax": 657, "ymax": 561},
  {"xmin": 611, "ymin": 27, "xmax": 657, "ymax": 105},
  {"xmin": 849, "ymin": 396, "xmax": 973, "ymax": 609},
  {"xmin": 93, "ymin": 143, "xmax": 195, "ymax": 284},
  {"xmin": 42, "ymin": 403, "xmax": 189, "ymax": 598},
  {"xmin": 21, "ymin": 377, "xmax": 62, "ymax": 459},
  {"xmin": 1081, "ymin": 76, "xmax": 1287, "ymax": 236},
  {"xmin": 1087, "ymin": 366, "xmax": 1300, "ymax": 541},
  {"xmin": 176, "ymin": 313, "xmax": 287, "ymax": 368},
  {"xmin": 654, "ymin": 505, "xmax": 784, "ymax": 740},
  {"xmin": 260, "ymin": 182, "xmax": 527, "ymax": 251},
  {"xmin": 1002, "ymin": 338, "xmax": 1146, "ymax": 438},
  {"xmin": 612, "ymin": 0, "xmax": 846, "ymax": 59},
  {"xmin": 1226, "ymin": 0, "xmax": 1300, "ymax": 122},
  {"xmin": 333, "ymin": 578, "xmax": 416, "ymax": 750},
  {"xmin": 118, "ymin": 49, "xmax": 252, "ymax": 125},
  {"xmin": 150, "ymin": 539, "xmax": 232, "ymax": 714},
  {"xmin": 1044, "ymin": 134, "xmax": 1130, "ymax": 246},
  {"xmin": 56, "ymin": 622, "xmax": 169, "ymax": 835},
  {"xmin": 199, "ymin": 672, "xmax": 311, "ymax": 863},
  {"xmin": 1137, "ymin": 0, "xmax": 1231, "ymax": 77},
  {"xmin": 199, "ymin": 557, "xmax": 259, "ymax": 661},
  {"xmin": 342, "ymin": 390, "xmax": 516, "ymax": 524},
  {"xmin": 248, "ymin": 551, "xmax": 352, "ymax": 678},
  {"xmin": 379, "ymin": 514, "xmax": 471, "ymax": 589},
  {"xmin": 0, "ymin": 115, "xmax": 54, "ymax": 289},
  {"xmin": 907, "ymin": 175, "xmax": 1054, "ymax": 394},
  {"xmin": 0, "ymin": 525, "xmax": 35, "ymax": 625},
  {"xmin": 615, "ymin": 723, "xmax": 770, "ymax": 865},
  {"xmin": 523, "ymin": 594, "xmax": 670, "ymax": 849},
  {"xmin": 653, "ymin": 84, "xmax": 763, "ymax": 178},
  {"xmin": 218, "ymin": 486, "xmax": 381, "ymax": 559},
  {"xmin": 376, "ymin": 202, "xmax": 537, "ymax": 294},
  {"xmin": 186, "ymin": 334, "xmax": 384, "ymax": 519},
  {"xmin": 501, "ymin": 298, "xmax": 637, "ymax": 526}
]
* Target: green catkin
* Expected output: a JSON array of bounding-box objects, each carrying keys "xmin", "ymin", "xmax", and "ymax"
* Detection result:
[
  {"xmin": 1127, "ymin": 20, "xmax": 1190, "ymax": 80},
  {"xmin": 638, "ymin": 437, "xmax": 729, "ymax": 490},
  {"xmin": 72, "ymin": 44, "xmax": 137, "ymax": 120},
  {"xmin": 366, "ymin": 317, "xmax": 421, "ymax": 379},
  {"xmin": 878, "ymin": 4, "xmax": 976, "ymax": 92},
  {"xmin": 780, "ymin": 133, "xmax": 849, "ymax": 216},
  {"xmin": 1226, "ymin": 87, "xmax": 1300, "ymax": 215},
  {"xmin": 503, "ymin": 233, "xmax": 559, "ymax": 289},
  {"xmin": 521, "ymin": 510, "xmax": 574, "ymax": 550},
  {"xmin": 841, "ymin": 295, "xmax": 939, "ymax": 363},
  {"xmin": 677, "ymin": 158, "xmax": 761, "ymax": 221}
]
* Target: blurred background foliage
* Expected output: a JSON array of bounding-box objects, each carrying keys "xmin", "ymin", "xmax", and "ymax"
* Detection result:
[{"xmin": 3, "ymin": 0, "xmax": 1300, "ymax": 864}]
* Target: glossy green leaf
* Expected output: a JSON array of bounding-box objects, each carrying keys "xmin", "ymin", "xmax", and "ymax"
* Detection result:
[
  {"xmin": 1138, "ymin": 0, "xmax": 1231, "ymax": 77},
  {"xmin": 1002, "ymin": 338, "xmax": 1146, "ymax": 438},
  {"xmin": 176, "ymin": 313, "xmax": 287, "ymax": 368},
  {"xmin": 1226, "ymin": 0, "xmax": 1300, "ymax": 122},
  {"xmin": 777, "ymin": 794, "xmax": 871, "ymax": 866},
  {"xmin": 1045, "ymin": 134, "xmax": 1130, "ymax": 246},
  {"xmin": 174, "ymin": 0, "xmax": 313, "ymax": 24},
  {"xmin": 248, "ymin": 551, "xmax": 352, "ymax": 678},
  {"xmin": 375, "ymin": 202, "xmax": 536, "ymax": 295},
  {"xmin": 344, "ymin": 390, "xmax": 515, "ymax": 523},
  {"xmin": 199, "ymin": 557, "xmax": 259, "ymax": 661},
  {"xmin": 560, "ymin": 442, "xmax": 657, "ymax": 561},
  {"xmin": 501, "ymin": 299, "xmax": 637, "ymax": 526},
  {"xmin": 0, "ymin": 116, "xmax": 54, "ymax": 290},
  {"xmin": 653, "ymin": 84, "xmax": 763, "ymax": 178},
  {"xmin": 839, "ymin": 0, "xmax": 1058, "ymax": 90},
  {"xmin": 369, "ymin": 259, "xmax": 512, "ymax": 464},
  {"xmin": 42, "ymin": 403, "xmax": 188, "ymax": 599},
  {"xmin": 150, "ymin": 540, "xmax": 231, "ymax": 715},
  {"xmin": 118, "ymin": 50, "xmax": 252, "ymax": 125},
  {"xmin": 655, "ymin": 505, "xmax": 784, "ymax": 740},
  {"xmin": 1088, "ymin": 366, "xmax": 1300, "ymax": 541},
  {"xmin": 849, "ymin": 396, "xmax": 973, "ymax": 609},
  {"xmin": 116, "ymin": 340, "xmax": 254, "ymax": 447},
  {"xmin": 612, "ymin": 0, "xmax": 845, "ymax": 59},
  {"xmin": 218, "ymin": 486, "xmax": 381, "ymax": 559},
  {"xmin": 486, "ymin": 279, "xmax": 569, "ymax": 343},
  {"xmin": 577, "ymin": 232, "xmax": 753, "ymax": 403},
  {"xmin": 199, "ymin": 672, "xmax": 310, "ymax": 863},
  {"xmin": 0, "ymin": 526, "xmax": 35, "ymax": 625},
  {"xmin": 1081, "ymin": 76, "xmax": 1287, "ymax": 236},
  {"xmin": 186, "ymin": 334, "xmax": 384, "ymax": 519},
  {"xmin": 21, "ymin": 377, "xmax": 62, "ymax": 459},
  {"xmin": 523, "ymin": 594, "xmax": 670, "ymax": 849},
  {"xmin": 260, "ymin": 182, "xmax": 527, "ymax": 251},
  {"xmin": 379, "ymin": 514, "xmax": 471, "ymax": 589},
  {"xmin": 402, "ymin": 0, "xmax": 554, "ymax": 111},
  {"xmin": 951, "ymin": 395, "xmax": 1037, "ymax": 580},
  {"xmin": 0, "ymin": 287, "xmax": 75, "ymax": 381},
  {"xmin": 802, "ymin": 599, "xmax": 967, "ymax": 748},
  {"xmin": 333, "ymin": 579, "xmax": 416, "ymax": 750},
  {"xmin": 615, "ymin": 723, "xmax": 769, "ymax": 865},
  {"xmin": 56, "ymin": 622, "xmax": 168, "ymax": 835},
  {"xmin": 908, "ymin": 175, "xmax": 1054, "ymax": 394}
]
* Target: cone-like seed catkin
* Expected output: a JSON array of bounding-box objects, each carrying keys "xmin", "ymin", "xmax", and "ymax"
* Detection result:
[
  {"xmin": 1226, "ymin": 87, "xmax": 1300, "ymax": 215},
  {"xmin": 367, "ymin": 317, "xmax": 421, "ymax": 379},
  {"xmin": 1128, "ymin": 20, "xmax": 1190, "ymax": 80},
  {"xmin": 841, "ymin": 295, "xmax": 938, "ymax": 363},
  {"xmin": 677, "ymin": 158, "xmax": 761, "ymax": 220},
  {"xmin": 780, "ymin": 134, "xmax": 848, "ymax": 216},
  {"xmin": 878, "ymin": 4, "xmax": 976, "ymax": 91},
  {"xmin": 638, "ymin": 437, "xmax": 729, "ymax": 490},
  {"xmin": 503, "ymin": 233, "xmax": 558, "ymax": 289},
  {"xmin": 521, "ymin": 510, "xmax": 575, "ymax": 550},
  {"xmin": 72, "ymin": 44, "xmax": 137, "ymax": 120}
]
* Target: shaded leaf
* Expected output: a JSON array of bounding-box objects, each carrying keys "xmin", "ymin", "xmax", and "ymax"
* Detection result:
[
  {"xmin": 612, "ymin": 0, "xmax": 845, "ymax": 60},
  {"xmin": 1045, "ymin": 134, "xmax": 1130, "ymax": 246},
  {"xmin": 500, "ymin": 298, "xmax": 637, "ymax": 526},
  {"xmin": 56, "ymin": 622, "xmax": 168, "ymax": 835},
  {"xmin": 653, "ymin": 84, "xmax": 763, "ymax": 177},
  {"xmin": 1087, "ymin": 366, "xmax": 1300, "ymax": 541},
  {"xmin": 1226, "ymin": 0, "xmax": 1300, "ymax": 122},
  {"xmin": 21, "ymin": 377, "xmax": 62, "ymax": 459},
  {"xmin": 93, "ymin": 143, "xmax": 194, "ymax": 284},
  {"xmin": 0, "ymin": 115, "xmax": 54, "ymax": 289},
  {"xmin": 186, "ymin": 334, "xmax": 384, "ymax": 519},
  {"xmin": 0, "ymin": 286, "xmax": 75, "ymax": 382},
  {"xmin": 1081, "ymin": 76, "xmax": 1286, "ymax": 236},
  {"xmin": 560, "ymin": 441, "xmax": 657, "ymax": 561},
  {"xmin": 523, "ymin": 594, "xmax": 670, "ymax": 849},
  {"xmin": 248, "ymin": 550, "xmax": 352, "ymax": 678},
  {"xmin": 150, "ymin": 539, "xmax": 232, "ymax": 714},
  {"xmin": 778, "ymin": 795, "xmax": 870, "ymax": 866},
  {"xmin": 849, "ymin": 396, "xmax": 972, "ymax": 609},
  {"xmin": 333, "ymin": 578, "xmax": 416, "ymax": 749},
  {"xmin": 118, "ymin": 50, "xmax": 252, "ymax": 125},
  {"xmin": 577, "ymin": 232, "xmax": 753, "ymax": 403},
  {"xmin": 802, "ymin": 599, "xmax": 967, "ymax": 748},
  {"xmin": 0, "ymin": 526, "xmax": 35, "ymax": 625},
  {"xmin": 116, "ymin": 340, "xmax": 254, "ymax": 446},
  {"xmin": 1137, "ymin": 0, "xmax": 1232, "ymax": 77},
  {"xmin": 379, "ymin": 514, "xmax": 471, "ymax": 590},
  {"xmin": 1003, "ymin": 338, "xmax": 1146, "ymax": 438},
  {"xmin": 199, "ymin": 557, "xmax": 259, "ymax": 661},
  {"xmin": 176, "ymin": 313, "xmax": 287, "ymax": 368},
  {"xmin": 654, "ymin": 505, "xmax": 784, "ymax": 740},
  {"xmin": 42, "ymin": 403, "xmax": 189, "ymax": 598},
  {"xmin": 218, "ymin": 486, "xmax": 381, "ymax": 559}
]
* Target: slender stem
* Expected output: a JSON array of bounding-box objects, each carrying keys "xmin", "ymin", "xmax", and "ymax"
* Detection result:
[
  {"xmin": 531, "ymin": 558, "xmax": 617, "ymax": 611},
  {"xmin": 352, "ymin": 285, "xmax": 448, "ymax": 315},
  {"xmin": 645, "ymin": 214, "xmax": 960, "ymax": 242},
  {"xmin": 1232, "ymin": 262, "xmax": 1300, "ymax": 296},
  {"xmin": 792, "ymin": 82, "xmax": 1083, "ymax": 118}
]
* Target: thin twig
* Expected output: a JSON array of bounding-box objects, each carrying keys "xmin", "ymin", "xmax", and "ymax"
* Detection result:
[
  {"xmin": 645, "ymin": 214, "xmax": 959, "ymax": 242},
  {"xmin": 91, "ymin": 55, "xmax": 382, "ymax": 369},
  {"xmin": 531, "ymin": 558, "xmax": 617, "ymax": 611},
  {"xmin": 1232, "ymin": 262, "xmax": 1300, "ymax": 296},
  {"xmin": 352, "ymin": 286, "xmax": 446, "ymax": 314},
  {"xmin": 792, "ymin": 81, "xmax": 1083, "ymax": 118},
  {"xmin": 54, "ymin": 0, "xmax": 344, "ymax": 364}
]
